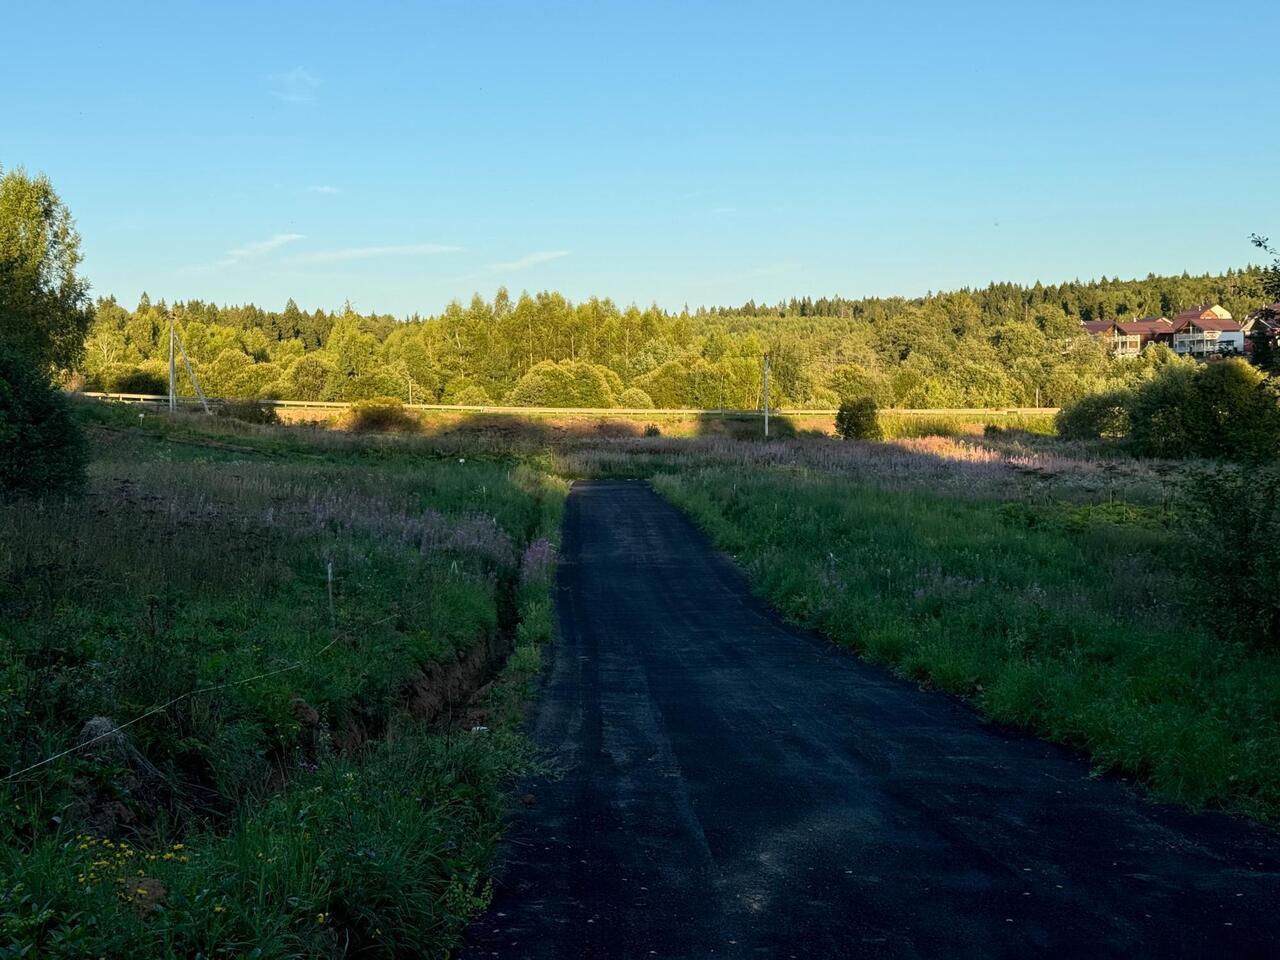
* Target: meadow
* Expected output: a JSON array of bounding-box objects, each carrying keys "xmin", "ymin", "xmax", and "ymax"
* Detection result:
[
  {"xmin": 1, "ymin": 401, "xmax": 565, "ymax": 957},
  {"xmin": 4, "ymin": 398, "xmax": 1278, "ymax": 957}
]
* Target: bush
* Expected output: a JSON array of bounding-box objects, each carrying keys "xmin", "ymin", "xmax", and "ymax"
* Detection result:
[
  {"xmin": 347, "ymin": 397, "xmax": 420, "ymax": 433},
  {"xmin": 1187, "ymin": 359, "xmax": 1280, "ymax": 462},
  {"xmin": 104, "ymin": 363, "xmax": 168, "ymax": 395},
  {"xmin": 1056, "ymin": 389, "xmax": 1131, "ymax": 440},
  {"xmin": 834, "ymin": 396, "xmax": 882, "ymax": 440},
  {"xmin": 643, "ymin": 423, "xmax": 661, "ymax": 437},
  {"xmin": 216, "ymin": 400, "xmax": 280, "ymax": 425},
  {"xmin": 0, "ymin": 348, "xmax": 87, "ymax": 497},
  {"xmin": 617, "ymin": 387, "xmax": 655, "ymax": 409},
  {"xmin": 1186, "ymin": 466, "xmax": 1280, "ymax": 652},
  {"xmin": 450, "ymin": 385, "xmax": 492, "ymax": 406},
  {"xmin": 506, "ymin": 361, "xmax": 615, "ymax": 408},
  {"xmin": 1129, "ymin": 360, "xmax": 1280, "ymax": 461}
]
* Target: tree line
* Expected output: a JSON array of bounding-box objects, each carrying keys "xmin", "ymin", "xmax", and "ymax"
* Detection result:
[{"xmin": 75, "ymin": 265, "xmax": 1274, "ymax": 409}]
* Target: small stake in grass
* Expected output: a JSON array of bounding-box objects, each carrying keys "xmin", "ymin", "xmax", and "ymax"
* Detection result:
[{"xmin": 326, "ymin": 559, "xmax": 335, "ymax": 630}]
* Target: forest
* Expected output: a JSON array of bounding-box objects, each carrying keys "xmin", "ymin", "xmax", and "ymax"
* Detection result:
[{"xmin": 76, "ymin": 267, "xmax": 1273, "ymax": 410}]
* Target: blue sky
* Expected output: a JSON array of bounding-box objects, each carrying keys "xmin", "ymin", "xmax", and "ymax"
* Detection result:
[{"xmin": 3, "ymin": 1, "xmax": 1278, "ymax": 316}]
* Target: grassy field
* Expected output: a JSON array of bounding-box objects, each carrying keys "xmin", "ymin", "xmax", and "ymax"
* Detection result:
[
  {"xmin": 555, "ymin": 428, "xmax": 1280, "ymax": 824},
  {"xmin": 5, "ymin": 399, "xmax": 1276, "ymax": 954},
  {"xmin": 1, "ymin": 401, "xmax": 565, "ymax": 957}
]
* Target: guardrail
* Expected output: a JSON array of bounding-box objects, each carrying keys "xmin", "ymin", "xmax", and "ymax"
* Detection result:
[{"xmin": 75, "ymin": 393, "xmax": 1059, "ymax": 417}]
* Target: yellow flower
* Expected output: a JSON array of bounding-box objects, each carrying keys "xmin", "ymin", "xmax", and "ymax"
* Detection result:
[{"xmin": 213, "ymin": 905, "xmax": 226, "ymax": 914}]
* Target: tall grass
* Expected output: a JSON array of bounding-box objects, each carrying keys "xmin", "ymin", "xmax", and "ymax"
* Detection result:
[
  {"xmin": 0, "ymin": 402, "xmax": 567, "ymax": 957},
  {"xmin": 651, "ymin": 464, "xmax": 1280, "ymax": 822}
]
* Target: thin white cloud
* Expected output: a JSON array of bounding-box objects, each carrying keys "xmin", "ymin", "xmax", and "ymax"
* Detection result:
[
  {"xmin": 184, "ymin": 232, "xmax": 304, "ymax": 273},
  {"xmin": 447, "ymin": 250, "xmax": 571, "ymax": 284},
  {"xmin": 288, "ymin": 243, "xmax": 460, "ymax": 265},
  {"xmin": 303, "ymin": 184, "xmax": 341, "ymax": 195},
  {"xmin": 489, "ymin": 250, "xmax": 570, "ymax": 272},
  {"xmin": 228, "ymin": 233, "xmax": 306, "ymax": 259},
  {"xmin": 268, "ymin": 67, "xmax": 320, "ymax": 102}
]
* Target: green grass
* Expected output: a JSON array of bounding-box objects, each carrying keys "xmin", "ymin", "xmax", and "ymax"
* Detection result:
[
  {"xmin": 1, "ymin": 401, "xmax": 566, "ymax": 957},
  {"xmin": 651, "ymin": 463, "xmax": 1280, "ymax": 823}
]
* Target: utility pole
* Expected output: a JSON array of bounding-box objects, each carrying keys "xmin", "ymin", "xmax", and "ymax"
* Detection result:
[
  {"xmin": 762, "ymin": 352, "xmax": 770, "ymax": 438},
  {"xmin": 168, "ymin": 314, "xmax": 177, "ymax": 413}
]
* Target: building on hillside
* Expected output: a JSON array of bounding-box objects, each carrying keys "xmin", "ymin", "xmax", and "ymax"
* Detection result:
[
  {"xmin": 1242, "ymin": 302, "xmax": 1280, "ymax": 356},
  {"xmin": 1168, "ymin": 304, "xmax": 1244, "ymax": 357},
  {"xmin": 1082, "ymin": 316, "xmax": 1173, "ymax": 357}
]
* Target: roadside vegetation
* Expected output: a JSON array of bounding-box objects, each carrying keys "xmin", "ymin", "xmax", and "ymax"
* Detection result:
[
  {"xmin": 552, "ymin": 421, "xmax": 1280, "ymax": 825},
  {"xmin": 1, "ymin": 401, "xmax": 565, "ymax": 956}
]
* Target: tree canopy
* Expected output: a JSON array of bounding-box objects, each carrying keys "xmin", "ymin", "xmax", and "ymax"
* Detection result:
[
  {"xmin": 72, "ymin": 266, "xmax": 1276, "ymax": 409},
  {"xmin": 0, "ymin": 167, "xmax": 91, "ymax": 373}
]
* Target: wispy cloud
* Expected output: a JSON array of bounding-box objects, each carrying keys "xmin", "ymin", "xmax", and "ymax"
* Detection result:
[
  {"xmin": 228, "ymin": 233, "xmax": 306, "ymax": 259},
  {"xmin": 447, "ymin": 250, "xmax": 571, "ymax": 284},
  {"xmin": 288, "ymin": 243, "xmax": 460, "ymax": 265},
  {"xmin": 303, "ymin": 184, "xmax": 341, "ymax": 195},
  {"xmin": 184, "ymin": 232, "xmax": 305, "ymax": 272},
  {"xmin": 268, "ymin": 67, "xmax": 320, "ymax": 102}
]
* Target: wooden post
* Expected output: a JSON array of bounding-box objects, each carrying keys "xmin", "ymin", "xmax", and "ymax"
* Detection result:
[{"xmin": 168, "ymin": 315, "xmax": 176, "ymax": 413}]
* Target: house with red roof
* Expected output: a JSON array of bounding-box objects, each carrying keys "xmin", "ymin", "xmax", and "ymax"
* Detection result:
[
  {"xmin": 1082, "ymin": 316, "xmax": 1174, "ymax": 357},
  {"xmin": 1168, "ymin": 305, "xmax": 1244, "ymax": 357}
]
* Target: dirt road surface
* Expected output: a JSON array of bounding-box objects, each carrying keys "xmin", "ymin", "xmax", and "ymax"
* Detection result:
[{"xmin": 462, "ymin": 480, "xmax": 1280, "ymax": 959}]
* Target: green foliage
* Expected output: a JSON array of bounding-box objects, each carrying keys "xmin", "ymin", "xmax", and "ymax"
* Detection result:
[
  {"xmin": 346, "ymin": 396, "xmax": 420, "ymax": 432},
  {"xmin": 506, "ymin": 360, "xmax": 616, "ymax": 408},
  {"xmin": 70, "ymin": 267, "xmax": 1280, "ymax": 409},
  {"xmin": 0, "ymin": 348, "xmax": 86, "ymax": 497},
  {"xmin": 0, "ymin": 409, "xmax": 567, "ymax": 956},
  {"xmin": 834, "ymin": 397, "xmax": 882, "ymax": 440},
  {"xmin": 1056, "ymin": 389, "xmax": 1132, "ymax": 440},
  {"xmin": 0, "ymin": 166, "xmax": 91, "ymax": 372},
  {"xmin": 1128, "ymin": 360, "xmax": 1280, "ymax": 461},
  {"xmin": 617, "ymin": 386, "xmax": 655, "ymax": 409},
  {"xmin": 101, "ymin": 362, "xmax": 167, "ymax": 395},
  {"xmin": 1186, "ymin": 466, "xmax": 1280, "ymax": 653},
  {"xmin": 653, "ymin": 465, "xmax": 1280, "ymax": 822},
  {"xmin": 441, "ymin": 378, "xmax": 491, "ymax": 406}
]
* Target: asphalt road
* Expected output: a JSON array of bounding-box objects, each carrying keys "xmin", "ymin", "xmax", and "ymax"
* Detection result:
[{"xmin": 461, "ymin": 480, "xmax": 1280, "ymax": 959}]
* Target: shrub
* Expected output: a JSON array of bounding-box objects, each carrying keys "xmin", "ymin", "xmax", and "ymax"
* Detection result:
[
  {"xmin": 441, "ymin": 379, "xmax": 491, "ymax": 406},
  {"xmin": 216, "ymin": 400, "xmax": 280, "ymax": 425},
  {"xmin": 1056, "ymin": 389, "xmax": 1131, "ymax": 440},
  {"xmin": 104, "ymin": 363, "xmax": 168, "ymax": 395},
  {"xmin": 1186, "ymin": 466, "xmax": 1280, "ymax": 652},
  {"xmin": 506, "ymin": 361, "xmax": 615, "ymax": 408},
  {"xmin": 450, "ymin": 385, "xmax": 492, "ymax": 406},
  {"xmin": 0, "ymin": 348, "xmax": 87, "ymax": 497},
  {"xmin": 617, "ymin": 387, "xmax": 655, "ymax": 409},
  {"xmin": 1126, "ymin": 359, "xmax": 1280, "ymax": 461},
  {"xmin": 834, "ymin": 396, "xmax": 882, "ymax": 440},
  {"xmin": 1187, "ymin": 359, "xmax": 1280, "ymax": 462},
  {"xmin": 347, "ymin": 396, "xmax": 420, "ymax": 433},
  {"xmin": 643, "ymin": 423, "xmax": 662, "ymax": 437}
]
